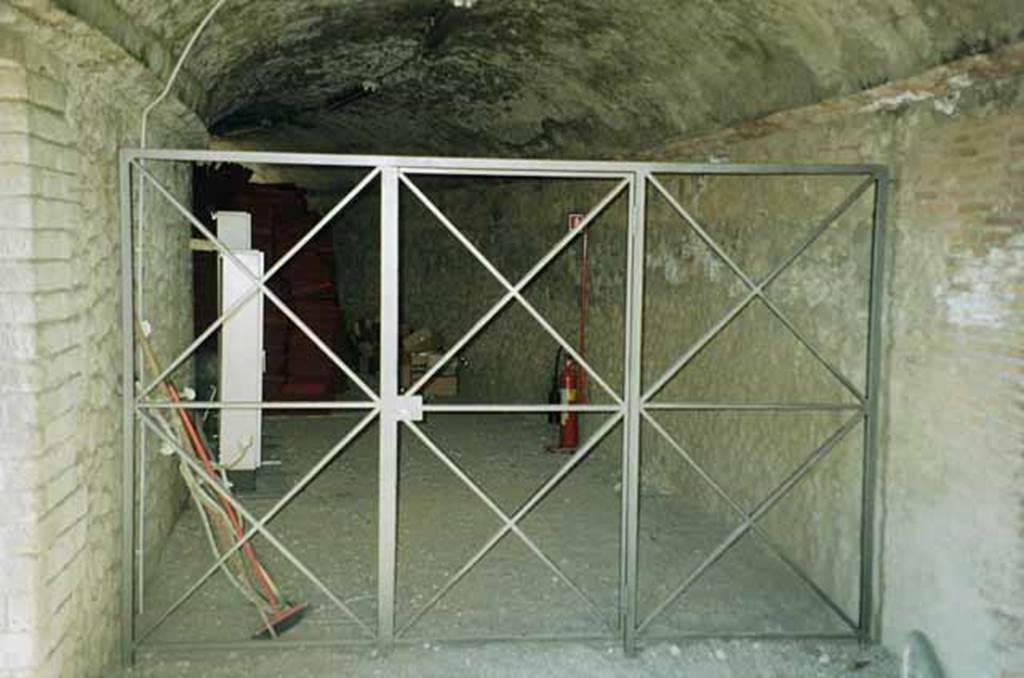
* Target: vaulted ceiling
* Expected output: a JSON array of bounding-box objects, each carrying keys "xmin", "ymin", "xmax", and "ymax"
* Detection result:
[{"xmin": 71, "ymin": 0, "xmax": 1024, "ymax": 156}]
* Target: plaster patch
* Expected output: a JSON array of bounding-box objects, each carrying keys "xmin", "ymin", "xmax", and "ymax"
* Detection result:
[
  {"xmin": 937, "ymin": 234, "xmax": 1024, "ymax": 329},
  {"xmin": 860, "ymin": 90, "xmax": 934, "ymax": 113}
]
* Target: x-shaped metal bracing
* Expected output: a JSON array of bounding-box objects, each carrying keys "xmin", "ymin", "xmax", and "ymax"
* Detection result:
[
  {"xmin": 399, "ymin": 174, "xmax": 628, "ymax": 404},
  {"xmin": 393, "ymin": 174, "xmax": 631, "ymax": 635},
  {"xmin": 638, "ymin": 410, "xmax": 862, "ymax": 632},
  {"xmin": 397, "ymin": 416, "xmax": 624, "ymax": 636},
  {"xmin": 642, "ymin": 174, "xmax": 875, "ymax": 405},
  {"xmin": 132, "ymin": 162, "xmax": 380, "ymax": 404},
  {"xmin": 635, "ymin": 174, "xmax": 874, "ymax": 632},
  {"xmin": 136, "ymin": 408, "xmax": 380, "ymax": 643}
]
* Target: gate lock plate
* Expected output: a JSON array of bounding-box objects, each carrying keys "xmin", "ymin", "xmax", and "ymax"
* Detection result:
[{"xmin": 395, "ymin": 395, "xmax": 424, "ymax": 422}]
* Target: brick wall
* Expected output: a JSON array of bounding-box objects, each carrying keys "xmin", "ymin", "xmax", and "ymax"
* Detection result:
[{"xmin": 0, "ymin": 7, "xmax": 206, "ymax": 676}]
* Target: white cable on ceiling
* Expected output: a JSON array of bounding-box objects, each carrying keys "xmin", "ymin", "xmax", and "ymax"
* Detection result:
[{"xmin": 136, "ymin": 0, "xmax": 229, "ymax": 321}]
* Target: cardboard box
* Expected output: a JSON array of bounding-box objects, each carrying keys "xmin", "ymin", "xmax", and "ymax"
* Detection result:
[
  {"xmin": 427, "ymin": 375, "xmax": 458, "ymax": 397},
  {"xmin": 400, "ymin": 355, "xmax": 458, "ymax": 397}
]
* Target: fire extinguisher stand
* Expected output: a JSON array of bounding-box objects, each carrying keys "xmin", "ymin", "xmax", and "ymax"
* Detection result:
[{"xmin": 547, "ymin": 212, "xmax": 588, "ymax": 454}]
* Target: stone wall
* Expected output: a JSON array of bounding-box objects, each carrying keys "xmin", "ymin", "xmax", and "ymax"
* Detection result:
[
  {"xmin": 654, "ymin": 42, "xmax": 1024, "ymax": 677},
  {"xmin": 0, "ymin": 3, "xmax": 206, "ymax": 676}
]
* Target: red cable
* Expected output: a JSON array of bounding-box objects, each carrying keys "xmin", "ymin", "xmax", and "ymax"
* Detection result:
[
  {"xmin": 578, "ymin": 231, "xmax": 589, "ymax": 403},
  {"xmin": 163, "ymin": 381, "xmax": 280, "ymax": 610}
]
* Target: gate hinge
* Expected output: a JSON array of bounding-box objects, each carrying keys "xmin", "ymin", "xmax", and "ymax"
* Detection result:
[{"xmin": 396, "ymin": 395, "xmax": 424, "ymax": 422}]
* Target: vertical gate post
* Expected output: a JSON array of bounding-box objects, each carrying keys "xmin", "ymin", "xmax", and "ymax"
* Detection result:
[
  {"xmin": 378, "ymin": 166, "xmax": 400, "ymax": 651},
  {"xmin": 119, "ymin": 149, "xmax": 137, "ymax": 668},
  {"xmin": 859, "ymin": 168, "xmax": 889, "ymax": 641},
  {"xmin": 621, "ymin": 173, "xmax": 646, "ymax": 655}
]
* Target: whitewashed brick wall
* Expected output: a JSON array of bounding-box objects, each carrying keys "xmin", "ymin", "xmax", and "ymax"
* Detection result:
[{"xmin": 0, "ymin": 16, "xmax": 206, "ymax": 677}]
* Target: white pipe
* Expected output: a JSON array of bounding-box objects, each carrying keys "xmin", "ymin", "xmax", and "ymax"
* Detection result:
[
  {"xmin": 133, "ymin": 0, "xmax": 230, "ymax": 616},
  {"xmin": 137, "ymin": 0, "xmax": 230, "ymax": 320}
]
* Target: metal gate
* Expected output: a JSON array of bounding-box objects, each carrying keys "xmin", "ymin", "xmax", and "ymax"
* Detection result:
[{"xmin": 120, "ymin": 150, "xmax": 887, "ymax": 663}]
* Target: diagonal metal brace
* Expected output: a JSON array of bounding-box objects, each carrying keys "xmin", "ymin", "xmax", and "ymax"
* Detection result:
[
  {"xmin": 400, "ymin": 172, "xmax": 628, "ymax": 405},
  {"xmin": 404, "ymin": 420, "xmax": 614, "ymax": 630},
  {"xmin": 637, "ymin": 412, "xmax": 863, "ymax": 633},
  {"xmin": 132, "ymin": 162, "xmax": 380, "ymax": 402},
  {"xmin": 643, "ymin": 175, "xmax": 874, "ymax": 404},
  {"xmin": 135, "ymin": 410, "xmax": 378, "ymax": 642},
  {"xmin": 396, "ymin": 412, "xmax": 624, "ymax": 637},
  {"xmin": 641, "ymin": 409, "xmax": 859, "ymax": 630}
]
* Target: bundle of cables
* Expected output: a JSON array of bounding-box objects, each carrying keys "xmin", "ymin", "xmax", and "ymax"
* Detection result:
[{"xmin": 137, "ymin": 319, "xmax": 308, "ymax": 639}]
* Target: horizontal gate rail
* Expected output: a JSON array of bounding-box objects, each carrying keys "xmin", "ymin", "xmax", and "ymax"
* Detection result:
[
  {"xmin": 421, "ymin": 404, "xmax": 621, "ymax": 413},
  {"xmin": 123, "ymin": 148, "xmax": 883, "ymax": 176},
  {"xmin": 136, "ymin": 401, "xmax": 376, "ymax": 410},
  {"xmin": 644, "ymin": 402, "xmax": 864, "ymax": 412}
]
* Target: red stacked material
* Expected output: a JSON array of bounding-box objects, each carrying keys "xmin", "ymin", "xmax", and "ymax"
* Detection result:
[{"xmin": 194, "ymin": 164, "xmax": 342, "ymax": 404}]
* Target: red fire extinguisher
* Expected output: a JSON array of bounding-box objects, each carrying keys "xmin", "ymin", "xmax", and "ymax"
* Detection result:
[{"xmin": 557, "ymin": 357, "xmax": 579, "ymax": 452}]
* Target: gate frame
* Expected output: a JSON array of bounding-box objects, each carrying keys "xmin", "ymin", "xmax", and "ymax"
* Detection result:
[{"xmin": 119, "ymin": 149, "xmax": 888, "ymax": 665}]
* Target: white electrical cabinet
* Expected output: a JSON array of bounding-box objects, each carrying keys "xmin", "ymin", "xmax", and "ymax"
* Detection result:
[{"xmin": 215, "ymin": 211, "xmax": 263, "ymax": 472}]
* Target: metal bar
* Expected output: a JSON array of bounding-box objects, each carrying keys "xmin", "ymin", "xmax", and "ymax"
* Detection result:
[
  {"xmin": 637, "ymin": 413, "xmax": 863, "ymax": 633},
  {"xmin": 134, "ymin": 412, "xmax": 376, "ymax": 642},
  {"xmin": 642, "ymin": 289, "xmax": 757, "ymax": 403},
  {"xmin": 397, "ymin": 412, "xmax": 624, "ymax": 638},
  {"xmin": 420, "ymin": 404, "xmax": 622, "ymax": 413},
  {"xmin": 401, "ymin": 173, "xmax": 627, "ymax": 403},
  {"xmin": 377, "ymin": 166, "xmax": 400, "ymax": 652},
  {"xmin": 859, "ymin": 169, "xmax": 888, "ymax": 641},
  {"xmin": 621, "ymin": 173, "xmax": 645, "ymax": 655},
  {"xmin": 136, "ymin": 401, "xmax": 376, "ymax": 411},
  {"xmin": 645, "ymin": 174, "xmax": 870, "ymax": 404},
  {"xmin": 132, "ymin": 162, "xmax": 379, "ymax": 402},
  {"xmin": 394, "ymin": 632, "xmax": 617, "ymax": 645},
  {"xmin": 644, "ymin": 402, "xmax": 864, "ymax": 412},
  {"xmin": 404, "ymin": 421, "xmax": 613, "ymax": 630},
  {"xmin": 642, "ymin": 410, "xmax": 858, "ymax": 631},
  {"xmin": 402, "ymin": 168, "xmax": 632, "ymax": 179},
  {"xmin": 638, "ymin": 632, "xmax": 860, "ymax": 642},
  {"xmin": 757, "ymin": 294, "xmax": 866, "ymax": 402},
  {"xmin": 123, "ymin": 148, "xmax": 883, "ymax": 176},
  {"xmin": 137, "ymin": 638, "xmax": 377, "ymax": 653},
  {"xmin": 119, "ymin": 150, "xmax": 137, "ymax": 669}
]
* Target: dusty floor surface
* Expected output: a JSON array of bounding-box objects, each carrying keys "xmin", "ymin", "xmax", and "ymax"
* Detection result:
[
  {"xmin": 130, "ymin": 639, "xmax": 898, "ymax": 677},
  {"xmin": 134, "ymin": 413, "xmax": 893, "ymax": 675}
]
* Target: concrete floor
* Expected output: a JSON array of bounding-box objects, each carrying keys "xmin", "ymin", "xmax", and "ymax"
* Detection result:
[
  {"xmin": 130, "ymin": 639, "xmax": 898, "ymax": 677},
  {"xmin": 133, "ymin": 413, "xmax": 896, "ymax": 676}
]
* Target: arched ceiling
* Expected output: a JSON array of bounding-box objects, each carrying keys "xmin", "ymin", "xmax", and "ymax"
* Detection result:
[{"xmin": 85, "ymin": 0, "xmax": 1024, "ymax": 156}]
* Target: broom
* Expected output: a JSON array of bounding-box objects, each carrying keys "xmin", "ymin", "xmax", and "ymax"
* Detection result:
[{"xmin": 136, "ymin": 318, "xmax": 309, "ymax": 638}]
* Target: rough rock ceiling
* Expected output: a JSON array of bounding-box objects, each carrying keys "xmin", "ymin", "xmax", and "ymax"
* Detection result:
[{"xmin": 101, "ymin": 0, "xmax": 1023, "ymax": 157}]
